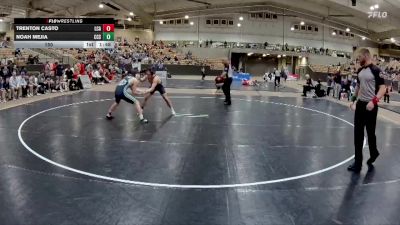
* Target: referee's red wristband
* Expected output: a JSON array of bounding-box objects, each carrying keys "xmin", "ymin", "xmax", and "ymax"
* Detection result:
[{"xmin": 372, "ymin": 96, "xmax": 379, "ymax": 105}]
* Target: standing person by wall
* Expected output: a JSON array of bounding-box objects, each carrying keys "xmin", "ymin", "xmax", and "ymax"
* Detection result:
[
  {"xmin": 326, "ymin": 74, "xmax": 333, "ymax": 96},
  {"xmin": 348, "ymin": 48, "xmax": 386, "ymax": 172},
  {"xmin": 274, "ymin": 68, "xmax": 281, "ymax": 87},
  {"xmin": 201, "ymin": 66, "xmax": 206, "ymax": 80},
  {"xmin": 222, "ymin": 61, "xmax": 233, "ymax": 105},
  {"xmin": 384, "ymin": 85, "xmax": 390, "ymax": 103},
  {"xmin": 333, "ymin": 73, "xmax": 342, "ymax": 98}
]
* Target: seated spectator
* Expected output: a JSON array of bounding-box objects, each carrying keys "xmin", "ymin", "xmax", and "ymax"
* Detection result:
[
  {"xmin": 28, "ymin": 74, "xmax": 38, "ymax": 96},
  {"xmin": 92, "ymin": 68, "xmax": 102, "ymax": 85},
  {"xmin": 100, "ymin": 71, "xmax": 110, "ymax": 84},
  {"xmin": 36, "ymin": 73, "xmax": 46, "ymax": 94},
  {"xmin": 44, "ymin": 75, "xmax": 56, "ymax": 93},
  {"xmin": 339, "ymin": 79, "xmax": 351, "ymax": 101},
  {"xmin": 27, "ymin": 55, "xmax": 35, "ymax": 64},
  {"xmin": 9, "ymin": 72, "xmax": 21, "ymax": 100},
  {"xmin": 19, "ymin": 73, "xmax": 28, "ymax": 97},
  {"xmin": 0, "ymin": 77, "xmax": 7, "ymax": 102},
  {"xmin": 65, "ymin": 65, "xmax": 74, "ymax": 88},
  {"xmin": 314, "ymin": 80, "xmax": 326, "ymax": 97},
  {"xmin": 302, "ymin": 74, "xmax": 314, "ymax": 97},
  {"xmin": 20, "ymin": 66, "xmax": 28, "ymax": 75},
  {"xmin": 2, "ymin": 66, "xmax": 10, "ymax": 78}
]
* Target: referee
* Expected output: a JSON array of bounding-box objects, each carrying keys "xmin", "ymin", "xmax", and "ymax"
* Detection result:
[
  {"xmin": 222, "ymin": 61, "xmax": 233, "ymax": 105},
  {"xmin": 348, "ymin": 48, "xmax": 386, "ymax": 172}
]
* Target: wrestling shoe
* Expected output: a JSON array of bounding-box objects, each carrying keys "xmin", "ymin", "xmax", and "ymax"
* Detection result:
[
  {"xmin": 367, "ymin": 152, "xmax": 380, "ymax": 166},
  {"xmin": 347, "ymin": 163, "xmax": 361, "ymax": 172}
]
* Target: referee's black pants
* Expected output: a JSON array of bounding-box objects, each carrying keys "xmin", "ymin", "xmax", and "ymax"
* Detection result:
[
  {"xmin": 354, "ymin": 100, "xmax": 379, "ymax": 167},
  {"xmin": 222, "ymin": 77, "xmax": 233, "ymax": 104}
]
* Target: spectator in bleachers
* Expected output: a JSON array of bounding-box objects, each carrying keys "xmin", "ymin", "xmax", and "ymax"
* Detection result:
[
  {"xmin": 44, "ymin": 61, "xmax": 51, "ymax": 77},
  {"xmin": 339, "ymin": 79, "xmax": 351, "ymax": 101},
  {"xmin": 27, "ymin": 55, "xmax": 35, "ymax": 64},
  {"xmin": 20, "ymin": 66, "xmax": 27, "ymax": 75},
  {"xmin": 0, "ymin": 66, "xmax": 4, "ymax": 79},
  {"xmin": 19, "ymin": 73, "xmax": 28, "ymax": 97},
  {"xmin": 37, "ymin": 73, "xmax": 46, "ymax": 94},
  {"xmin": 55, "ymin": 62, "xmax": 64, "ymax": 80},
  {"xmin": 9, "ymin": 71, "xmax": 21, "ymax": 100},
  {"xmin": 2, "ymin": 65, "xmax": 10, "ymax": 78},
  {"xmin": 44, "ymin": 75, "xmax": 56, "ymax": 93},
  {"xmin": 28, "ymin": 74, "xmax": 38, "ymax": 96},
  {"xmin": 0, "ymin": 77, "xmax": 7, "ymax": 102},
  {"xmin": 65, "ymin": 65, "xmax": 74, "ymax": 88},
  {"xmin": 92, "ymin": 67, "xmax": 102, "ymax": 85}
]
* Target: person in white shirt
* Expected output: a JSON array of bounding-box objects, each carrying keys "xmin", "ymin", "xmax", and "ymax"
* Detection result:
[
  {"xmin": 9, "ymin": 71, "xmax": 21, "ymax": 100},
  {"xmin": 222, "ymin": 61, "xmax": 233, "ymax": 105},
  {"xmin": 44, "ymin": 62, "xmax": 51, "ymax": 76},
  {"xmin": 201, "ymin": 66, "xmax": 206, "ymax": 80},
  {"xmin": 274, "ymin": 68, "xmax": 281, "ymax": 87},
  {"xmin": 92, "ymin": 68, "xmax": 102, "ymax": 85}
]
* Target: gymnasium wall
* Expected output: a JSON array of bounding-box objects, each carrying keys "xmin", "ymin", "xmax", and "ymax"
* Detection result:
[
  {"xmin": 154, "ymin": 15, "xmax": 360, "ymax": 52},
  {"xmin": 308, "ymin": 54, "xmax": 350, "ymax": 65},
  {"xmin": 114, "ymin": 28, "xmax": 154, "ymax": 43},
  {"xmin": 0, "ymin": 22, "xmax": 11, "ymax": 33},
  {"xmin": 178, "ymin": 47, "xmax": 230, "ymax": 59}
]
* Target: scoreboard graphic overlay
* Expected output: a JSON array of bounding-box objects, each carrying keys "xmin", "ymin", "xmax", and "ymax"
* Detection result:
[{"xmin": 14, "ymin": 18, "xmax": 115, "ymax": 49}]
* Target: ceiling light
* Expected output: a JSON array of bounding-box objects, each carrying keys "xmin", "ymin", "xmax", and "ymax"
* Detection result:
[
  {"xmin": 237, "ymin": 23, "xmax": 241, "ymax": 27},
  {"xmin": 361, "ymin": 36, "xmax": 366, "ymax": 40},
  {"xmin": 159, "ymin": 20, "xmax": 163, "ymax": 24},
  {"xmin": 190, "ymin": 21, "xmax": 194, "ymax": 26},
  {"xmin": 370, "ymin": 6, "xmax": 375, "ymax": 10},
  {"xmin": 374, "ymin": 4, "xmax": 379, "ymax": 9},
  {"xmin": 129, "ymin": 12, "xmax": 134, "ymax": 16},
  {"xmin": 282, "ymin": 54, "xmax": 286, "ymax": 57},
  {"xmin": 239, "ymin": 16, "xmax": 244, "ymax": 21},
  {"xmin": 291, "ymin": 27, "xmax": 295, "ymax": 31},
  {"xmin": 0, "ymin": 18, "xmax": 3, "ymax": 22},
  {"xmin": 262, "ymin": 54, "xmax": 266, "ymax": 57},
  {"xmin": 391, "ymin": 37, "xmax": 396, "ymax": 43},
  {"xmin": 98, "ymin": 3, "xmax": 104, "ymax": 8},
  {"xmin": 277, "ymin": 55, "xmax": 281, "ymax": 58},
  {"xmin": 332, "ymin": 31, "xmax": 336, "ymax": 35},
  {"xmin": 266, "ymin": 54, "xmax": 270, "ymax": 56},
  {"xmin": 248, "ymin": 52, "xmax": 253, "ymax": 56},
  {"xmin": 346, "ymin": 28, "xmax": 350, "ymax": 32},
  {"xmin": 300, "ymin": 21, "xmax": 305, "ymax": 25},
  {"xmin": 299, "ymin": 56, "xmax": 303, "ymax": 58},
  {"xmin": 185, "ymin": 15, "xmax": 189, "ymax": 19},
  {"xmin": 127, "ymin": 17, "xmax": 132, "ymax": 21}
]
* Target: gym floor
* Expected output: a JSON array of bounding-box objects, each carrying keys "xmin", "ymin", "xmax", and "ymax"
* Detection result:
[{"xmin": 1, "ymin": 83, "xmax": 400, "ymax": 225}]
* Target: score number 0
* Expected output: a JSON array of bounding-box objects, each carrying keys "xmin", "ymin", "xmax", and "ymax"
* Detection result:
[
  {"xmin": 94, "ymin": 24, "xmax": 114, "ymax": 32},
  {"xmin": 103, "ymin": 24, "xmax": 114, "ymax": 32}
]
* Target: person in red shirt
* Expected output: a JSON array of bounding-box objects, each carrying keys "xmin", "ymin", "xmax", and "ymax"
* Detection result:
[
  {"xmin": 80, "ymin": 62, "xmax": 85, "ymax": 75},
  {"xmin": 215, "ymin": 74, "xmax": 225, "ymax": 92}
]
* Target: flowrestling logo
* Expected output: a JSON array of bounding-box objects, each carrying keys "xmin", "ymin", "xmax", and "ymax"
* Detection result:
[{"xmin": 368, "ymin": 11, "xmax": 388, "ymax": 19}]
